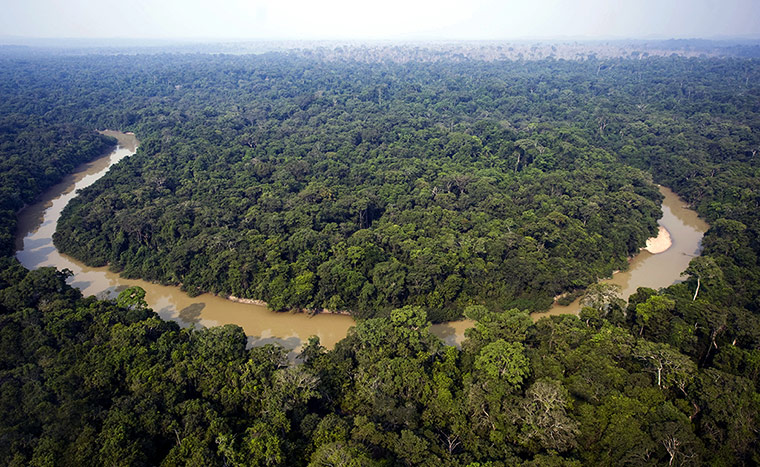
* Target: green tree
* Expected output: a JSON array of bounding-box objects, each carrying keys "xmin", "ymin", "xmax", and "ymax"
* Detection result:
[
  {"xmin": 474, "ymin": 340, "xmax": 530, "ymax": 387},
  {"xmin": 682, "ymin": 257, "xmax": 723, "ymax": 301}
]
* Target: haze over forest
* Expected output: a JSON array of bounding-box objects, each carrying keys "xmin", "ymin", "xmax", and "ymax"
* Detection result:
[{"xmin": 2, "ymin": 0, "xmax": 760, "ymax": 42}]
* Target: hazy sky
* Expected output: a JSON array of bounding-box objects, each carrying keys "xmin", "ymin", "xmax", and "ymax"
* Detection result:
[{"xmin": 1, "ymin": 0, "xmax": 759, "ymax": 41}]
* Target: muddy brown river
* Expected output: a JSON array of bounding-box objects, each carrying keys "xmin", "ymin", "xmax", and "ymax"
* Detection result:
[
  {"xmin": 533, "ymin": 185, "xmax": 710, "ymax": 319},
  {"xmin": 15, "ymin": 132, "xmax": 357, "ymax": 351},
  {"xmin": 15, "ymin": 131, "xmax": 709, "ymax": 349}
]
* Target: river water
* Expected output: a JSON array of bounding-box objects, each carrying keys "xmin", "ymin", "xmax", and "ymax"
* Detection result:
[
  {"xmin": 14, "ymin": 131, "xmax": 709, "ymax": 349},
  {"xmin": 15, "ymin": 131, "xmax": 357, "ymax": 351},
  {"xmin": 533, "ymin": 185, "xmax": 710, "ymax": 319}
]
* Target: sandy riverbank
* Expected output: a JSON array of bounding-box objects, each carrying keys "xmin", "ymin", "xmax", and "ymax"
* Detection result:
[
  {"xmin": 226, "ymin": 295, "xmax": 268, "ymax": 306},
  {"xmin": 643, "ymin": 226, "xmax": 672, "ymax": 254},
  {"xmin": 225, "ymin": 295, "xmax": 353, "ymax": 316}
]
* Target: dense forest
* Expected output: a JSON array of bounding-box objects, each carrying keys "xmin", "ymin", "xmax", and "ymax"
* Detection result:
[
  {"xmin": 1, "ymin": 260, "xmax": 759, "ymax": 465},
  {"xmin": 37, "ymin": 55, "xmax": 681, "ymax": 317},
  {"xmin": 0, "ymin": 117, "xmax": 115, "ymax": 256},
  {"xmin": 1, "ymin": 47, "xmax": 760, "ymax": 465}
]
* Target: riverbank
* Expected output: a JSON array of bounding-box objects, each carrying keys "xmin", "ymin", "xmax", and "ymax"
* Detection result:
[
  {"xmin": 225, "ymin": 295, "xmax": 353, "ymax": 316},
  {"xmin": 99, "ymin": 129, "xmax": 138, "ymax": 152},
  {"xmin": 643, "ymin": 226, "xmax": 672, "ymax": 254},
  {"xmin": 12, "ymin": 130, "xmax": 131, "ymax": 220},
  {"xmin": 15, "ymin": 135, "xmax": 708, "ymax": 349},
  {"xmin": 533, "ymin": 185, "xmax": 709, "ymax": 319},
  {"xmin": 15, "ymin": 131, "xmax": 357, "ymax": 351}
]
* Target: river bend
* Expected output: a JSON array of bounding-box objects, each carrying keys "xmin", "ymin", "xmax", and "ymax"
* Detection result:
[{"xmin": 15, "ymin": 131, "xmax": 709, "ymax": 348}]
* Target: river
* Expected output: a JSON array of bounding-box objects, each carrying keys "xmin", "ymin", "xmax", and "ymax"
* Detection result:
[
  {"xmin": 15, "ymin": 131, "xmax": 709, "ymax": 350},
  {"xmin": 533, "ymin": 185, "xmax": 710, "ymax": 319},
  {"xmin": 15, "ymin": 131, "xmax": 358, "ymax": 351}
]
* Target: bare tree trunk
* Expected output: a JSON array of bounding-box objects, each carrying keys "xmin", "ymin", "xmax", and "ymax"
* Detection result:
[
  {"xmin": 692, "ymin": 277, "xmax": 700, "ymax": 301},
  {"xmin": 690, "ymin": 402, "xmax": 700, "ymax": 421}
]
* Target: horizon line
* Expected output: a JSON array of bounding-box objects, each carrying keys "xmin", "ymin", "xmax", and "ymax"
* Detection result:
[{"xmin": 3, "ymin": 35, "xmax": 760, "ymax": 46}]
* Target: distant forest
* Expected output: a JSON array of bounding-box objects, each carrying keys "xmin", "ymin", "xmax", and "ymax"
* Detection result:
[{"xmin": 1, "ymin": 48, "xmax": 759, "ymax": 465}]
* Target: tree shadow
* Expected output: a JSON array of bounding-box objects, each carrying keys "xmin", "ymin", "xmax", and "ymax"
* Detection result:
[
  {"xmin": 18, "ymin": 246, "xmax": 56, "ymax": 265},
  {"xmin": 21, "ymin": 237, "xmax": 52, "ymax": 250},
  {"xmin": 248, "ymin": 335, "xmax": 304, "ymax": 361},
  {"xmin": 69, "ymin": 279, "xmax": 93, "ymax": 292},
  {"xmin": 93, "ymin": 285, "xmax": 127, "ymax": 301},
  {"xmin": 248, "ymin": 335, "xmax": 302, "ymax": 349},
  {"xmin": 430, "ymin": 323, "xmax": 459, "ymax": 347},
  {"xmin": 178, "ymin": 302, "xmax": 206, "ymax": 325}
]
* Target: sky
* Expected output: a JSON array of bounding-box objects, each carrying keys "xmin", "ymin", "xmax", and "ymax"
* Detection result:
[{"xmin": 1, "ymin": 0, "xmax": 759, "ymax": 41}]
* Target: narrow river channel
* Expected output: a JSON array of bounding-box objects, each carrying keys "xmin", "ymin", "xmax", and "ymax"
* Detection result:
[{"xmin": 15, "ymin": 131, "xmax": 710, "ymax": 351}]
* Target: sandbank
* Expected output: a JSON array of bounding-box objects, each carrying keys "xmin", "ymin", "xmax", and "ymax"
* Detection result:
[{"xmin": 643, "ymin": 226, "xmax": 672, "ymax": 254}]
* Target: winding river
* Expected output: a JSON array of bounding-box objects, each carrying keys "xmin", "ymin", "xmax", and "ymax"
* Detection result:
[
  {"xmin": 16, "ymin": 132, "xmax": 356, "ymax": 351},
  {"xmin": 15, "ymin": 131, "xmax": 709, "ymax": 350},
  {"xmin": 533, "ymin": 185, "xmax": 710, "ymax": 319}
]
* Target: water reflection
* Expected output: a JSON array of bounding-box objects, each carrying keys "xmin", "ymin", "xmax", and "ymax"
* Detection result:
[
  {"xmin": 430, "ymin": 320, "xmax": 473, "ymax": 347},
  {"xmin": 178, "ymin": 303, "xmax": 206, "ymax": 324}
]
